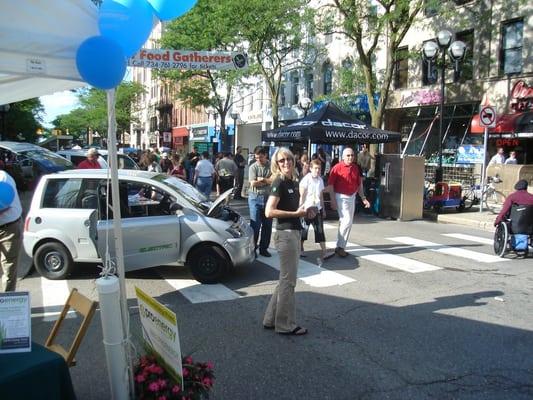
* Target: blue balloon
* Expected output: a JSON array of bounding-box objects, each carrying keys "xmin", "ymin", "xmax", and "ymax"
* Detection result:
[
  {"xmin": 99, "ymin": 0, "xmax": 154, "ymax": 57},
  {"xmin": 148, "ymin": 0, "xmax": 197, "ymax": 21},
  {"xmin": 76, "ymin": 36, "xmax": 127, "ymax": 90},
  {"xmin": 0, "ymin": 181, "xmax": 15, "ymax": 210}
]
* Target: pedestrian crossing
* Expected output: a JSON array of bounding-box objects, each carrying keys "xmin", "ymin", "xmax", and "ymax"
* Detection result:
[{"xmin": 29, "ymin": 231, "xmax": 509, "ymax": 315}]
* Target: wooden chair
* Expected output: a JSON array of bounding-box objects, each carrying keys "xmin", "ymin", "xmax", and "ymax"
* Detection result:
[{"xmin": 45, "ymin": 288, "xmax": 97, "ymax": 367}]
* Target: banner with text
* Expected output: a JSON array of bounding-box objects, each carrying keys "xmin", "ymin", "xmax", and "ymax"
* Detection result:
[
  {"xmin": 135, "ymin": 286, "xmax": 182, "ymax": 385},
  {"xmin": 129, "ymin": 49, "xmax": 248, "ymax": 70}
]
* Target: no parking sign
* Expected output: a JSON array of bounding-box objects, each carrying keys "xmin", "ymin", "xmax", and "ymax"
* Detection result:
[{"xmin": 479, "ymin": 105, "xmax": 497, "ymax": 128}]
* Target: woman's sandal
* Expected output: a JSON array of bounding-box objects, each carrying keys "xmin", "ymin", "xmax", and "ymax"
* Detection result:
[{"xmin": 279, "ymin": 326, "xmax": 308, "ymax": 336}]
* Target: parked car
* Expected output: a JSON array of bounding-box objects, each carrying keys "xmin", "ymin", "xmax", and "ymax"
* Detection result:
[
  {"xmin": 56, "ymin": 149, "xmax": 139, "ymax": 170},
  {"xmin": 23, "ymin": 169, "xmax": 254, "ymax": 283},
  {"xmin": 0, "ymin": 141, "xmax": 73, "ymax": 189}
]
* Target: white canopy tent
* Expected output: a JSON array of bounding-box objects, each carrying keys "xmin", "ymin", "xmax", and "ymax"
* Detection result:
[
  {"xmin": 0, "ymin": 0, "xmax": 98, "ymax": 105},
  {"xmin": 1, "ymin": 1, "xmax": 132, "ymax": 398}
]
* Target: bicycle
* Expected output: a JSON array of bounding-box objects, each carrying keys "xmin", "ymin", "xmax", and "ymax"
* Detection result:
[{"xmin": 461, "ymin": 175, "xmax": 506, "ymax": 214}]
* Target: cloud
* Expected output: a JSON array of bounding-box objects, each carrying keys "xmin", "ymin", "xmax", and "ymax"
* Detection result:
[{"xmin": 40, "ymin": 90, "xmax": 80, "ymax": 128}]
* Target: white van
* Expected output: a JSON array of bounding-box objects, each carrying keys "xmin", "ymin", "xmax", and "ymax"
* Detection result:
[{"xmin": 23, "ymin": 169, "xmax": 254, "ymax": 283}]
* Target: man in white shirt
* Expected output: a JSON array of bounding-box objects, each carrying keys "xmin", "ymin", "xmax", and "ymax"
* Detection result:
[
  {"xmin": 504, "ymin": 151, "xmax": 517, "ymax": 164},
  {"xmin": 0, "ymin": 170, "xmax": 22, "ymax": 292},
  {"xmin": 489, "ymin": 147, "xmax": 506, "ymax": 165},
  {"xmin": 194, "ymin": 151, "xmax": 215, "ymax": 199}
]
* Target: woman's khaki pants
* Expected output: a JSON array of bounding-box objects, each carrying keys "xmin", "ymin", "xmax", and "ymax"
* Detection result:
[{"xmin": 263, "ymin": 229, "xmax": 301, "ymax": 333}]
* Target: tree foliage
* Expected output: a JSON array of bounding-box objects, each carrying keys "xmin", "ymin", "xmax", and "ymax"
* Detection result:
[
  {"xmin": 236, "ymin": 0, "xmax": 317, "ymax": 128},
  {"xmin": 53, "ymin": 82, "xmax": 145, "ymax": 141},
  {"xmin": 2, "ymin": 98, "xmax": 44, "ymax": 143},
  {"xmin": 322, "ymin": 0, "xmax": 427, "ymax": 128},
  {"xmin": 160, "ymin": 0, "xmax": 250, "ymax": 140}
]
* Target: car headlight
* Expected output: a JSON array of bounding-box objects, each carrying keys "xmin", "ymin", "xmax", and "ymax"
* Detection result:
[{"xmin": 226, "ymin": 226, "xmax": 243, "ymax": 238}]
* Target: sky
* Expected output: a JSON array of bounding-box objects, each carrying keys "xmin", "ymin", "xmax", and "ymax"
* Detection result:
[{"xmin": 40, "ymin": 90, "xmax": 80, "ymax": 128}]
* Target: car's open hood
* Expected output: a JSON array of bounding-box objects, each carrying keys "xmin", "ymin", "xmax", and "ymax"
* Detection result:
[{"xmin": 207, "ymin": 189, "xmax": 233, "ymax": 217}]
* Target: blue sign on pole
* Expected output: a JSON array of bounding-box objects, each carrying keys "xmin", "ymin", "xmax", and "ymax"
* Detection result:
[{"xmin": 456, "ymin": 145, "xmax": 485, "ymax": 164}]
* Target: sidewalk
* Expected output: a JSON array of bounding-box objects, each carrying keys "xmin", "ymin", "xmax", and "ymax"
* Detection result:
[{"xmin": 428, "ymin": 206, "xmax": 497, "ymax": 233}]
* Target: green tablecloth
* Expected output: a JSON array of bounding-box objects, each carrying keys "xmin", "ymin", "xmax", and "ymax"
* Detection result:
[{"xmin": 0, "ymin": 342, "xmax": 76, "ymax": 400}]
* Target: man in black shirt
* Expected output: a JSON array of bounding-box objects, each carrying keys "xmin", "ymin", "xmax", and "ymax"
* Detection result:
[{"xmin": 233, "ymin": 146, "xmax": 246, "ymax": 199}]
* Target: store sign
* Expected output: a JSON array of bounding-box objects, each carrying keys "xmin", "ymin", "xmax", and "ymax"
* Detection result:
[
  {"xmin": 399, "ymin": 89, "xmax": 441, "ymax": 107},
  {"xmin": 190, "ymin": 127, "xmax": 208, "ymax": 140},
  {"xmin": 129, "ymin": 49, "xmax": 248, "ymax": 71},
  {"xmin": 457, "ymin": 145, "xmax": 484, "ymax": 164},
  {"xmin": 495, "ymin": 138, "xmax": 520, "ymax": 147}
]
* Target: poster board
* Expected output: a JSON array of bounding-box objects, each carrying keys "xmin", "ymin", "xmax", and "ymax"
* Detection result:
[
  {"xmin": 135, "ymin": 286, "xmax": 182, "ymax": 385},
  {"xmin": 457, "ymin": 145, "xmax": 485, "ymax": 164},
  {"xmin": 0, "ymin": 291, "xmax": 31, "ymax": 353}
]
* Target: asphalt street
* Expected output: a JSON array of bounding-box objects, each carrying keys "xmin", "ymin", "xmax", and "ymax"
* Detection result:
[{"xmin": 17, "ymin": 199, "xmax": 533, "ymax": 400}]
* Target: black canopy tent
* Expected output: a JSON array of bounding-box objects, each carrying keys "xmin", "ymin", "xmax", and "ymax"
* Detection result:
[{"xmin": 261, "ymin": 102, "xmax": 401, "ymax": 145}]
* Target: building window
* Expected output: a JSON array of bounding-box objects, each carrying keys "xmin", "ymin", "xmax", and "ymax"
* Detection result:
[
  {"xmin": 394, "ymin": 46, "xmax": 409, "ymax": 89},
  {"xmin": 290, "ymin": 71, "xmax": 299, "ymax": 106},
  {"xmin": 422, "ymin": 40, "xmax": 437, "ymax": 86},
  {"xmin": 305, "ymin": 69, "xmax": 314, "ymax": 100},
  {"xmin": 280, "ymin": 83, "xmax": 286, "ymax": 107},
  {"xmin": 323, "ymin": 62, "xmax": 333, "ymax": 95},
  {"xmin": 455, "ymin": 30, "xmax": 474, "ymax": 82},
  {"xmin": 500, "ymin": 19, "xmax": 523, "ymax": 75}
]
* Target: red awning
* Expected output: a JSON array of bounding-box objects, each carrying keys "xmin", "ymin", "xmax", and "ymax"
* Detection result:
[
  {"xmin": 172, "ymin": 127, "xmax": 189, "ymax": 137},
  {"xmin": 470, "ymin": 112, "xmax": 524, "ymax": 134}
]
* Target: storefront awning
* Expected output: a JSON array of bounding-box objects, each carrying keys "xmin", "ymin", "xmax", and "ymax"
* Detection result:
[
  {"xmin": 172, "ymin": 127, "xmax": 189, "ymax": 137},
  {"xmin": 470, "ymin": 112, "xmax": 524, "ymax": 134}
]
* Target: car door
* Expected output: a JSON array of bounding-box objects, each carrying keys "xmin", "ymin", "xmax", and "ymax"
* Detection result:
[
  {"xmin": 95, "ymin": 180, "xmax": 180, "ymax": 272},
  {"xmin": 38, "ymin": 177, "xmax": 100, "ymax": 260}
]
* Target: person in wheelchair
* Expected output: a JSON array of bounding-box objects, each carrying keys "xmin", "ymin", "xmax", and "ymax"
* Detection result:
[{"xmin": 493, "ymin": 179, "xmax": 533, "ymax": 257}]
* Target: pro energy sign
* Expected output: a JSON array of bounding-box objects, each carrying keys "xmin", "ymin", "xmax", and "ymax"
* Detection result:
[{"xmin": 129, "ymin": 49, "xmax": 248, "ymax": 70}]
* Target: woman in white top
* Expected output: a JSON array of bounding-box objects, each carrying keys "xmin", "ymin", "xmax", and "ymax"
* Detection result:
[{"xmin": 194, "ymin": 151, "xmax": 215, "ymax": 199}]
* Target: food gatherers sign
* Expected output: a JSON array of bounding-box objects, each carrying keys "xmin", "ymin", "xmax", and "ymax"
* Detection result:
[{"xmin": 129, "ymin": 49, "xmax": 248, "ymax": 70}]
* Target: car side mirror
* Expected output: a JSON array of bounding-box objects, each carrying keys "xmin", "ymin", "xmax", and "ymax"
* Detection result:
[{"xmin": 169, "ymin": 202, "xmax": 183, "ymax": 213}]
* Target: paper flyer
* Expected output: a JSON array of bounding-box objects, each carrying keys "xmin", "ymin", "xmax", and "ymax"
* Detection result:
[{"xmin": 0, "ymin": 291, "xmax": 31, "ymax": 353}]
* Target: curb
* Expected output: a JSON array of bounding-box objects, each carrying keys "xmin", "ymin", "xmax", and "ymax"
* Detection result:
[{"xmin": 437, "ymin": 214, "xmax": 496, "ymax": 233}]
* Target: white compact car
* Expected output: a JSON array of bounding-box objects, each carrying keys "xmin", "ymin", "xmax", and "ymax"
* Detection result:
[{"xmin": 23, "ymin": 169, "xmax": 254, "ymax": 283}]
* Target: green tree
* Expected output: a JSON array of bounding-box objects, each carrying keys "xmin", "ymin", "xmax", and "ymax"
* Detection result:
[
  {"xmin": 2, "ymin": 98, "xmax": 44, "ymax": 143},
  {"xmin": 322, "ymin": 0, "xmax": 428, "ymax": 129},
  {"xmin": 237, "ymin": 0, "xmax": 317, "ymax": 128},
  {"xmin": 54, "ymin": 82, "xmax": 145, "ymax": 144},
  {"xmin": 160, "ymin": 0, "xmax": 250, "ymax": 149}
]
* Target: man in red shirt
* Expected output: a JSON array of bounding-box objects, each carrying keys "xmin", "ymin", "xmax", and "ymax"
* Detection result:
[
  {"xmin": 494, "ymin": 179, "xmax": 533, "ymax": 226},
  {"xmin": 326, "ymin": 147, "xmax": 370, "ymax": 257},
  {"xmin": 78, "ymin": 148, "xmax": 101, "ymax": 169}
]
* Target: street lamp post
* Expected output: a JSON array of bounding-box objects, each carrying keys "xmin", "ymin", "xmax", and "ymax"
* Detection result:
[
  {"xmin": 230, "ymin": 111, "xmax": 239, "ymax": 154},
  {"xmin": 299, "ymin": 97, "xmax": 313, "ymax": 157},
  {"xmin": 422, "ymin": 30, "xmax": 466, "ymax": 184},
  {"xmin": 0, "ymin": 104, "xmax": 10, "ymax": 141}
]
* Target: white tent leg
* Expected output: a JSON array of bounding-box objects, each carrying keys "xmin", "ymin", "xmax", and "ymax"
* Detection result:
[{"xmin": 96, "ymin": 276, "xmax": 129, "ymax": 400}]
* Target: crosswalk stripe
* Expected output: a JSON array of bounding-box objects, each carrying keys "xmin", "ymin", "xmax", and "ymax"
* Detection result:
[
  {"xmin": 38, "ymin": 278, "xmax": 73, "ymax": 321},
  {"xmin": 387, "ymin": 236, "xmax": 508, "ymax": 263},
  {"xmin": 258, "ymin": 250, "xmax": 355, "ymax": 287},
  {"xmin": 163, "ymin": 278, "xmax": 240, "ymax": 303},
  {"xmin": 326, "ymin": 241, "xmax": 442, "ymax": 273},
  {"xmin": 442, "ymin": 233, "xmax": 494, "ymax": 245}
]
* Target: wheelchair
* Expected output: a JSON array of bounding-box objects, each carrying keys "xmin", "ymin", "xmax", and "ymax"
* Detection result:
[{"xmin": 493, "ymin": 204, "xmax": 533, "ymax": 258}]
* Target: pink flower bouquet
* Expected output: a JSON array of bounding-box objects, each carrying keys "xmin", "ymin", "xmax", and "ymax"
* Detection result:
[{"xmin": 134, "ymin": 354, "xmax": 215, "ymax": 400}]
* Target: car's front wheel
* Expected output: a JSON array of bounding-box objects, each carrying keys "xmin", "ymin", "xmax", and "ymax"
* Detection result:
[
  {"xmin": 187, "ymin": 245, "xmax": 229, "ymax": 284},
  {"xmin": 34, "ymin": 242, "xmax": 73, "ymax": 280}
]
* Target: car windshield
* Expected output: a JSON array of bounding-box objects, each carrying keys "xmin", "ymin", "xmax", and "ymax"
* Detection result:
[
  {"xmin": 152, "ymin": 175, "xmax": 210, "ymax": 213},
  {"xmin": 20, "ymin": 149, "xmax": 73, "ymax": 167}
]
